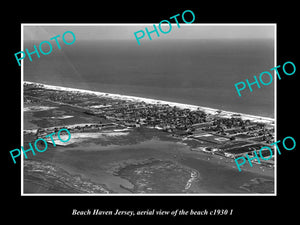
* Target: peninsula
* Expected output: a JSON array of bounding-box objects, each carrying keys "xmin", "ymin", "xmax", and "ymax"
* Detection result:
[{"xmin": 23, "ymin": 81, "xmax": 275, "ymax": 194}]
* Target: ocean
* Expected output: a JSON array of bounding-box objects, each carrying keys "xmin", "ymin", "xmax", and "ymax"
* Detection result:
[{"xmin": 24, "ymin": 39, "xmax": 274, "ymax": 118}]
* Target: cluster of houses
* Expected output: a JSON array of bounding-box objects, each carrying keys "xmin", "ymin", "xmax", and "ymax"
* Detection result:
[
  {"xmin": 84, "ymin": 99, "xmax": 274, "ymax": 163},
  {"xmin": 86, "ymin": 100, "xmax": 274, "ymax": 140},
  {"xmin": 87, "ymin": 102, "xmax": 209, "ymax": 134}
]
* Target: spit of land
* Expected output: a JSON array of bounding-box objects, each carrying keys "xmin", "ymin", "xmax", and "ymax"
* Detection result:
[{"xmin": 23, "ymin": 81, "xmax": 275, "ymax": 194}]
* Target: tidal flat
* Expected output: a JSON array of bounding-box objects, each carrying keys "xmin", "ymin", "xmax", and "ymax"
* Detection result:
[{"xmin": 24, "ymin": 127, "xmax": 274, "ymax": 194}]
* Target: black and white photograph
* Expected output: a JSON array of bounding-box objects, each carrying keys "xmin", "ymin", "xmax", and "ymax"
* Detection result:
[
  {"xmin": 4, "ymin": 5, "xmax": 298, "ymax": 223},
  {"xmin": 22, "ymin": 24, "xmax": 275, "ymax": 195}
]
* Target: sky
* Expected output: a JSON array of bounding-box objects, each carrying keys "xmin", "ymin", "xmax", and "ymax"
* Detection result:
[{"xmin": 23, "ymin": 24, "xmax": 275, "ymax": 42}]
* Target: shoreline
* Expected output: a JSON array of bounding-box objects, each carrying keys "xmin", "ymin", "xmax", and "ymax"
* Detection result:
[{"xmin": 24, "ymin": 81, "xmax": 275, "ymax": 125}]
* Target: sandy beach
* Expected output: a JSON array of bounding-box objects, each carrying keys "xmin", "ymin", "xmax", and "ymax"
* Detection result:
[{"xmin": 24, "ymin": 81, "xmax": 275, "ymax": 125}]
